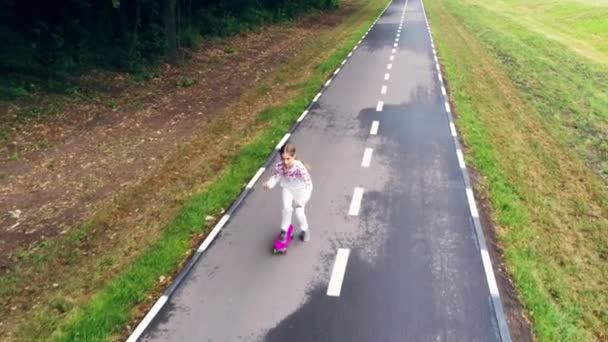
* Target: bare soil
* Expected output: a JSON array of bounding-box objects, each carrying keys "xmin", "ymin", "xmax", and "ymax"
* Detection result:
[{"xmin": 0, "ymin": 12, "xmax": 347, "ymax": 267}]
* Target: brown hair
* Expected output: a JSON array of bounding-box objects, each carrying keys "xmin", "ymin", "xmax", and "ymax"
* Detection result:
[
  {"xmin": 279, "ymin": 143, "xmax": 296, "ymax": 157},
  {"xmin": 280, "ymin": 143, "xmax": 311, "ymax": 170}
]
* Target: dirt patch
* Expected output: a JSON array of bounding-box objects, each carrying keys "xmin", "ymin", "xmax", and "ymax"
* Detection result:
[{"xmin": 0, "ymin": 13, "xmax": 343, "ymax": 267}]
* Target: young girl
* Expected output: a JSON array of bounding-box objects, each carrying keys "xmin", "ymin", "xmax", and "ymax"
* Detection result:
[{"xmin": 263, "ymin": 143, "xmax": 313, "ymax": 242}]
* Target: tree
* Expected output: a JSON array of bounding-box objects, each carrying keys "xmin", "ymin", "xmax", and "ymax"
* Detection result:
[{"xmin": 163, "ymin": 0, "xmax": 178, "ymax": 64}]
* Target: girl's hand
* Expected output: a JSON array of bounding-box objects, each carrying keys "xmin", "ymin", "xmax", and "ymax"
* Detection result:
[{"xmin": 263, "ymin": 183, "xmax": 271, "ymax": 190}]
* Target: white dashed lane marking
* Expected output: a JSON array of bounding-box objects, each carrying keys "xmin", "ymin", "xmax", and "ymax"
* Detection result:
[
  {"xmin": 361, "ymin": 148, "xmax": 374, "ymax": 168},
  {"xmin": 370, "ymin": 121, "xmax": 380, "ymax": 135},
  {"xmin": 327, "ymin": 249, "xmax": 351, "ymax": 297}
]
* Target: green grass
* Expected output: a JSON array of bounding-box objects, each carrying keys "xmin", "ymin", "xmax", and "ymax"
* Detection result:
[
  {"xmin": 176, "ymin": 77, "xmax": 198, "ymax": 88},
  {"xmin": 47, "ymin": 3, "xmax": 388, "ymax": 341},
  {"xmin": 425, "ymin": 0, "xmax": 608, "ymax": 340},
  {"xmin": 454, "ymin": 0, "xmax": 608, "ymax": 183},
  {"xmin": 465, "ymin": 0, "xmax": 608, "ymax": 64}
]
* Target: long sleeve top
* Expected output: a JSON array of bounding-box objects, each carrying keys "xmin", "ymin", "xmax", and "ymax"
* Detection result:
[{"xmin": 265, "ymin": 160, "xmax": 312, "ymax": 190}]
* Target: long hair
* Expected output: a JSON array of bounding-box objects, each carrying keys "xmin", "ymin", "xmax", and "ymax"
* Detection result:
[{"xmin": 280, "ymin": 143, "xmax": 311, "ymax": 170}]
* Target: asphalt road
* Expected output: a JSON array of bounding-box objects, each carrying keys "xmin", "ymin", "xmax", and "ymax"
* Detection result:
[{"xmin": 138, "ymin": 0, "xmax": 508, "ymax": 340}]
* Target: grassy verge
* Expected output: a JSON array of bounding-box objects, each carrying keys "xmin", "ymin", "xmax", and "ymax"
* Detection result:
[
  {"xmin": 425, "ymin": 0, "xmax": 608, "ymax": 340},
  {"xmin": 463, "ymin": 0, "xmax": 608, "ymax": 65},
  {"xmin": 0, "ymin": 1, "xmax": 388, "ymax": 341}
]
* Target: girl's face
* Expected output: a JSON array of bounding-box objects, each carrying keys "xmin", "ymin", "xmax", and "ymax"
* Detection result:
[{"xmin": 281, "ymin": 152, "xmax": 295, "ymax": 168}]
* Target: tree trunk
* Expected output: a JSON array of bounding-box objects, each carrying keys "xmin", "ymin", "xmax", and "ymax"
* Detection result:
[
  {"xmin": 163, "ymin": 0, "xmax": 178, "ymax": 64},
  {"xmin": 117, "ymin": 1, "xmax": 128, "ymax": 41},
  {"xmin": 129, "ymin": 0, "xmax": 141, "ymax": 54},
  {"xmin": 176, "ymin": 0, "xmax": 181, "ymax": 52}
]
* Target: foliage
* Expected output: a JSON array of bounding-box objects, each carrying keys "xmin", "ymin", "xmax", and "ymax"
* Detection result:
[{"xmin": 0, "ymin": 0, "xmax": 340, "ymax": 98}]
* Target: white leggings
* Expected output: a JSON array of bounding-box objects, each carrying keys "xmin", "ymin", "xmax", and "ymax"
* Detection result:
[{"xmin": 281, "ymin": 186, "xmax": 312, "ymax": 232}]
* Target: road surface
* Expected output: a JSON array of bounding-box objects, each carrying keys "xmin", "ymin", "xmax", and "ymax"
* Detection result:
[{"xmin": 137, "ymin": 0, "xmax": 509, "ymax": 340}]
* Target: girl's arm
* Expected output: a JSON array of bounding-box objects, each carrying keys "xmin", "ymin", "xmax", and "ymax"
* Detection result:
[{"xmin": 264, "ymin": 163, "xmax": 281, "ymax": 189}]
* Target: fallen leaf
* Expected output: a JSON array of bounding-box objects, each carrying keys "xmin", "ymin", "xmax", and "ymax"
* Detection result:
[{"xmin": 8, "ymin": 209, "xmax": 21, "ymax": 219}]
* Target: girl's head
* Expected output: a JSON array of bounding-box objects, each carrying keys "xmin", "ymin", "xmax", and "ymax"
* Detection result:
[{"xmin": 280, "ymin": 143, "xmax": 297, "ymax": 168}]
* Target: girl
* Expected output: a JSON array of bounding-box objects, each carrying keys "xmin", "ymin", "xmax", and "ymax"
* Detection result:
[{"xmin": 263, "ymin": 143, "xmax": 313, "ymax": 242}]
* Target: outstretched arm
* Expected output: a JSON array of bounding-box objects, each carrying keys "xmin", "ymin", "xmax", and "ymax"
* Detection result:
[{"xmin": 263, "ymin": 164, "xmax": 281, "ymax": 189}]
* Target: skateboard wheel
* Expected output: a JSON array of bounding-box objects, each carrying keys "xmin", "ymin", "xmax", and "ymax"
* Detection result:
[{"xmin": 272, "ymin": 249, "xmax": 277, "ymax": 254}]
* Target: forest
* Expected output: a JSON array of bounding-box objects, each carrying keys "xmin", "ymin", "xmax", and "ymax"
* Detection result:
[{"xmin": 0, "ymin": 0, "xmax": 339, "ymax": 97}]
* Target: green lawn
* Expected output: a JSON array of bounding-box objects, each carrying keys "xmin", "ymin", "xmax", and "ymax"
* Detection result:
[{"xmin": 465, "ymin": 0, "xmax": 608, "ymax": 64}]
